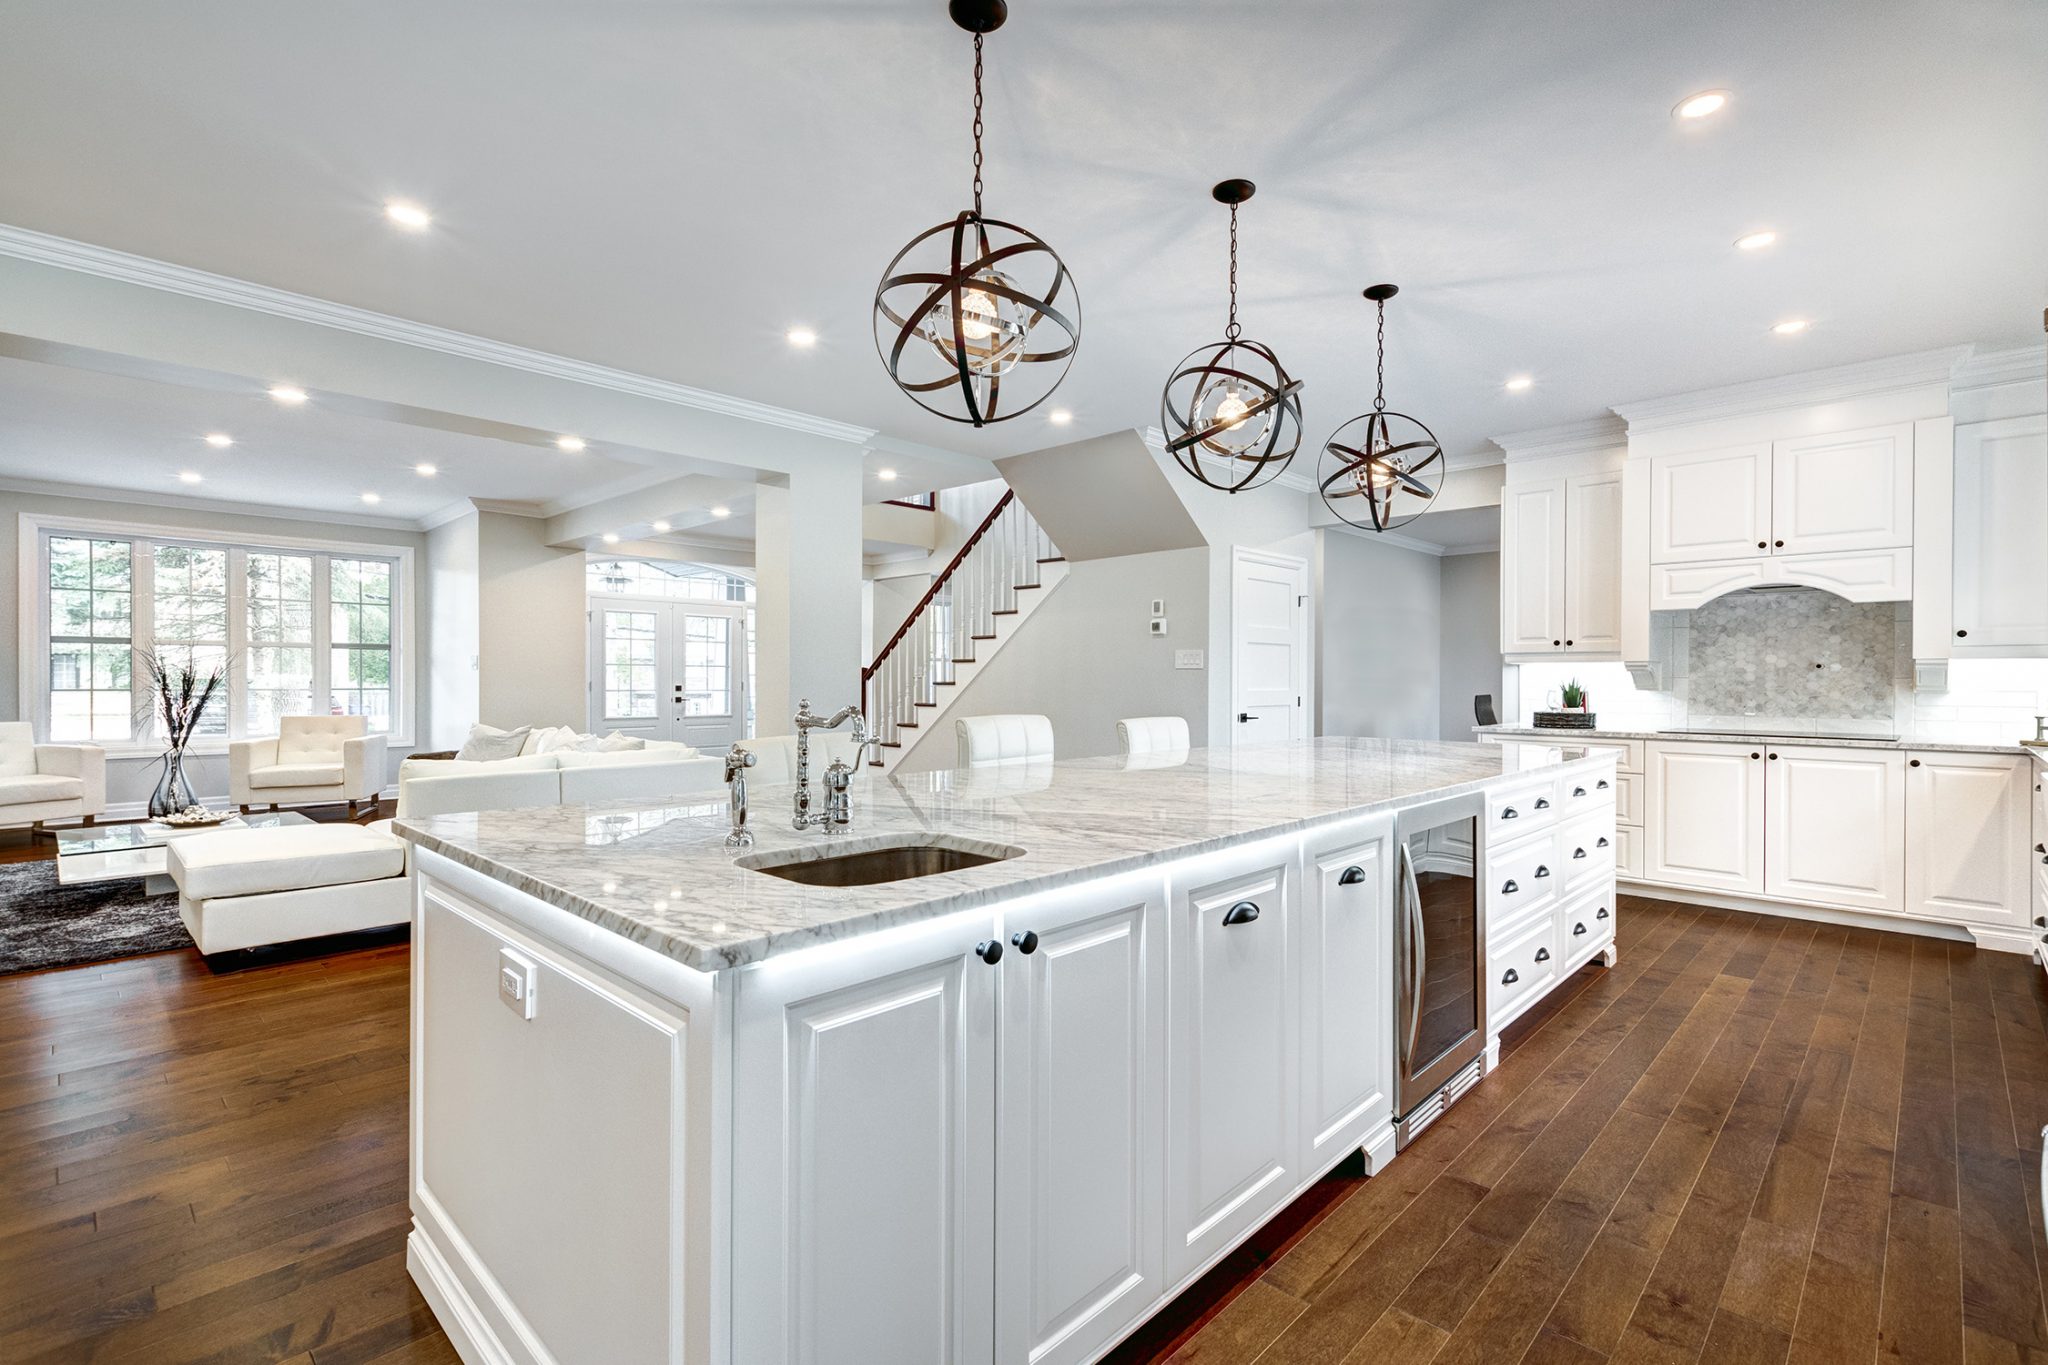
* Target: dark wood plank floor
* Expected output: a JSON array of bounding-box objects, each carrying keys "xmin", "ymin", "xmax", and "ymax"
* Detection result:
[{"xmin": 4, "ymin": 823, "xmax": 2047, "ymax": 1364}]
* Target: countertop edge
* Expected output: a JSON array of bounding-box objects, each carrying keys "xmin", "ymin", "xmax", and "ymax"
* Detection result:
[{"xmin": 1474, "ymin": 725, "xmax": 2037, "ymax": 757}]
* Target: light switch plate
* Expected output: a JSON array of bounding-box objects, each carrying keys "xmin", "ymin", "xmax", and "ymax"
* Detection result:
[
  {"xmin": 1175, "ymin": 649, "xmax": 1204, "ymax": 670},
  {"xmin": 498, "ymin": 947, "xmax": 539, "ymax": 1020},
  {"xmin": 1150, "ymin": 598, "xmax": 1166, "ymax": 618}
]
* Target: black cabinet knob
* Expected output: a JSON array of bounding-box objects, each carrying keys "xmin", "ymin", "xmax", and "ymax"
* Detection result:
[
  {"xmin": 1338, "ymin": 865, "xmax": 1367, "ymax": 885},
  {"xmin": 1769, "ymin": 752, "xmax": 1779, "ymax": 760},
  {"xmin": 1222, "ymin": 900, "xmax": 1261, "ymax": 927},
  {"xmin": 2035, "ymin": 917, "xmax": 2046, "ymax": 929},
  {"xmin": 1535, "ymin": 947, "xmax": 1552, "ymax": 962},
  {"xmin": 1502, "ymin": 879, "xmax": 1519, "ymax": 894},
  {"xmin": 1566, "ymin": 639, "xmax": 1574, "ymax": 646},
  {"xmin": 2034, "ymin": 844, "xmax": 2044, "ymax": 855},
  {"xmin": 1774, "ymin": 539, "xmax": 1785, "ymax": 548},
  {"xmin": 1574, "ymin": 922, "xmax": 1588, "ymax": 936},
  {"xmin": 1751, "ymin": 752, "xmax": 1761, "ymax": 760},
  {"xmin": 1503, "ymin": 968, "xmax": 1520, "ymax": 985},
  {"xmin": 1553, "ymin": 639, "xmax": 1562, "ymax": 647},
  {"xmin": 974, "ymin": 940, "xmax": 1004, "ymax": 965},
  {"xmin": 1910, "ymin": 759, "xmax": 1921, "ymax": 768},
  {"xmin": 1597, "ymin": 906, "xmax": 1610, "ymax": 919},
  {"xmin": 1010, "ymin": 930, "xmax": 1039, "ymax": 955},
  {"xmin": 1534, "ymin": 865, "xmax": 1551, "ymax": 878},
  {"xmin": 1957, "ymin": 629, "xmax": 1968, "ymax": 638},
  {"xmin": 1757, "ymin": 541, "xmax": 1767, "ymax": 549}
]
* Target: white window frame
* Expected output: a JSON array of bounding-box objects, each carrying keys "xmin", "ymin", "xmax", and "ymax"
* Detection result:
[{"xmin": 19, "ymin": 513, "xmax": 417, "ymax": 755}]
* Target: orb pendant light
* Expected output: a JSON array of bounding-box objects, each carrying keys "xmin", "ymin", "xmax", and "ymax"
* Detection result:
[
  {"xmin": 1318, "ymin": 284, "xmax": 1445, "ymax": 532},
  {"xmin": 872, "ymin": 0, "xmax": 1080, "ymax": 427},
  {"xmin": 1160, "ymin": 180, "xmax": 1304, "ymax": 493}
]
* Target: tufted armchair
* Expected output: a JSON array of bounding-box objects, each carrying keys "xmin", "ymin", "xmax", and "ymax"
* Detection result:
[
  {"xmin": 229, "ymin": 715, "xmax": 386, "ymax": 816},
  {"xmin": 0, "ymin": 722, "xmax": 106, "ymax": 834},
  {"xmin": 954, "ymin": 713, "xmax": 1055, "ymax": 769}
]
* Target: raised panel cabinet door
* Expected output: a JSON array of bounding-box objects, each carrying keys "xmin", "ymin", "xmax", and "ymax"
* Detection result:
[
  {"xmin": 1165, "ymin": 838, "xmax": 1299, "ymax": 1284},
  {"xmin": 731, "ymin": 910, "xmax": 999, "ymax": 1365},
  {"xmin": 1299, "ymin": 813, "xmax": 1396, "ymax": 1177},
  {"xmin": 1648, "ymin": 445, "xmax": 1773, "ymax": 564},
  {"xmin": 1565, "ymin": 470, "xmax": 1624, "ymax": 652},
  {"xmin": 995, "ymin": 870, "xmax": 1167, "ymax": 1365},
  {"xmin": 1953, "ymin": 416, "xmax": 2048, "ymax": 650},
  {"xmin": 1905, "ymin": 752, "xmax": 2032, "ymax": 928},
  {"xmin": 1501, "ymin": 477, "xmax": 1567, "ymax": 652},
  {"xmin": 1763, "ymin": 745, "xmax": 1906, "ymax": 913},
  {"xmin": 1645, "ymin": 741, "xmax": 1766, "ymax": 893},
  {"xmin": 1771, "ymin": 424, "xmax": 1914, "ymax": 556}
]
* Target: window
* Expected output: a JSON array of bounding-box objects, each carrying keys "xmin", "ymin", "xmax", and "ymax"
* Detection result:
[
  {"xmin": 682, "ymin": 614, "xmax": 733, "ymax": 717},
  {"xmin": 602, "ymin": 610, "xmax": 658, "ymax": 720},
  {"xmin": 33, "ymin": 523, "xmax": 407, "ymax": 747},
  {"xmin": 587, "ymin": 558, "xmax": 753, "ymax": 602}
]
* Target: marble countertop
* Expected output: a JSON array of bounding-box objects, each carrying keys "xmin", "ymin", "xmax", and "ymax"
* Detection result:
[
  {"xmin": 394, "ymin": 737, "xmax": 1615, "ymax": 972},
  {"xmin": 1475, "ymin": 724, "xmax": 2038, "ymax": 757}
]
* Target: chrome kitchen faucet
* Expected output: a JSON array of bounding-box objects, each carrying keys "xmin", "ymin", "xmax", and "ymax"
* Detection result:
[{"xmin": 792, "ymin": 699, "xmax": 879, "ymax": 832}]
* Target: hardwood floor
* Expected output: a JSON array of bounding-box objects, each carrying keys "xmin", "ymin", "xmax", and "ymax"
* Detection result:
[{"xmin": 2, "ymin": 862, "xmax": 2045, "ymax": 1363}]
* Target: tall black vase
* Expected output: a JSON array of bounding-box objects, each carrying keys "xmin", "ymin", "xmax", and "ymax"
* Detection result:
[{"xmin": 148, "ymin": 747, "xmax": 197, "ymax": 819}]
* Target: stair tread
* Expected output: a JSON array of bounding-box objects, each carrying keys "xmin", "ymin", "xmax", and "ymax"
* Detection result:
[
  {"xmin": 1014, "ymin": 583, "xmax": 1042, "ymax": 590},
  {"xmin": 951, "ymin": 657, "xmax": 976, "ymax": 663},
  {"xmin": 971, "ymin": 634, "xmax": 996, "ymax": 640},
  {"xmin": 1037, "ymin": 556, "xmax": 1065, "ymax": 563},
  {"xmin": 992, "ymin": 609, "xmax": 1019, "ymax": 616}
]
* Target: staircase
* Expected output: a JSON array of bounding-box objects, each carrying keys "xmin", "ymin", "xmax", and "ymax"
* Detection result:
[{"xmin": 862, "ymin": 490, "xmax": 1066, "ymax": 770}]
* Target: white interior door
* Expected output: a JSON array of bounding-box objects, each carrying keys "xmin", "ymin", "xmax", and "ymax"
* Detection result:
[
  {"xmin": 589, "ymin": 598, "xmax": 749, "ymax": 749},
  {"xmin": 1231, "ymin": 550, "xmax": 1307, "ymax": 747}
]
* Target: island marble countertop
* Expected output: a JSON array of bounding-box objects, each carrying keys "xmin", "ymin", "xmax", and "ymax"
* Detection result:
[
  {"xmin": 1474, "ymin": 724, "xmax": 2039, "ymax": 757},
  {"xmin": 394, "ymin": 737, "xmax": 1615, "ymax": 971}
]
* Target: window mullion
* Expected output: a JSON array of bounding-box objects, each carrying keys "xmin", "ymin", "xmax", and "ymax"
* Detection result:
[
  {"xmin": 133, "ymin": 540, "xmax": 157, "ymax": 746},
  {"xmin": 226, "ymin": 547, "xmax": 248, "ymax": 739},
  {"xmin": 313, "ymin": 554, "xmax": 332, "ymax": 716}
]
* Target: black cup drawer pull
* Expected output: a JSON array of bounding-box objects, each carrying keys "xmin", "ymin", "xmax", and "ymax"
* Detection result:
[
  {"xmin": 1572, "ymin": 786, "xmax": 1587, "ymax": 797},
  {"xmin": 1534, "ymin": 797, "xmax": 1551, "ymax": 809},
  {"xmin": 1502, "ymin": 879, "xmax": 1519, "ymax": 894},
  {"xmin": 1535, "ymin": 947, "xmax": 1552, "ymax": 962},
  {"xmin": 1338, "ymin": 866, "xmax": 1367, "ymax": 885},
  {"xmin": 1534, "ymin": 865, "xmax": 1551, "ymax": 878},
  {"xmin": 1597, "ymin": 778, "xmax": 1610, "ymax": 790},
  {"xmin": 1502, "ymin": 968, "xmax": 1520, "ymax": 985},
  {"xmin": 1222, "ymin": 901, "xmax": 1261, "ymax": 926},
  {"xmin": 1574, "ymin": 922, "xmax": 1588, "ymax": 936},
  {"xmin": 1501, "ymin": 807, "xmax": 1519, "ymax": 820},
  {"xmin": 1597, "ymin": 836, "xmax": 1610, "ymax": 848},
  {"xmin": 1597, "ymin": 906, "xmax": 1610, "ymax": 920},
  {"xmin": 1573, "ymin": 847, "xmax": 1588, "ymax": 859}
]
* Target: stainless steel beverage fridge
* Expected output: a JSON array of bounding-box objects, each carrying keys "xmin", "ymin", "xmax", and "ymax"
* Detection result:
[{"xmin": 1393, "ymin": 790, "xmax": 1488, "ymax": 1146}]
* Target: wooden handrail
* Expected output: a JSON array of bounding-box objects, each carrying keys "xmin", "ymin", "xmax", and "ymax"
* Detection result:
[{"xmin": 862, "ymin": 489, "xmax": 1015, "ymax": 685}]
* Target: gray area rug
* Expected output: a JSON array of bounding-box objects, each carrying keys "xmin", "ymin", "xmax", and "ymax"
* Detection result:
[{"xmin": 0, "ymin": 862, "xmax": 194, "ymax": 975}]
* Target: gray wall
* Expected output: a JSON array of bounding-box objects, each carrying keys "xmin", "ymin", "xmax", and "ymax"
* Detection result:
[
  {"xmin": 1438, "ymin": 551, "xmax": 1502, "ymax": 740},
  {"xmin": 894, "ymin": 547, "xmax": 1212, "ymax": 772},
  {"xmin": 1316, "ymin": 530, "xmax": 1443, "ymax": 741},
  {"xmin": 476, "ymin": 510, "xmax": 587, "ymax": 731}
]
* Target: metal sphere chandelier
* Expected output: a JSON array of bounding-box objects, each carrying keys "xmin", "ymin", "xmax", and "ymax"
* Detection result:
[
  {"xmin": 872, "ymin": 0, "xmax": 1080, "ymax": 427},
  {"xmin": 1160, "ymin": 180, "xmax": 1304, "ymax": 493},
  {"xmin": 1318, "ymin": 285, "xmax": 1446, "ymax": 532}
]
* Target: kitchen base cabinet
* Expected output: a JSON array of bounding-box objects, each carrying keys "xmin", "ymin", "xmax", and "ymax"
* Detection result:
[
  {"xmin": 1906, "ymin": 752, "xmax": 2032, "ymax": 931},
  {"xmin": 1299, "ymin": 815, "xmax": 1397, "ymax": 1176},
  {"xmin": 1646, "ymin": 742, "xmax": 1766, "ymax": 894},
  {"xmin": 1764, "ymin": 745, "xmax": 1905, "ymax": 914}
]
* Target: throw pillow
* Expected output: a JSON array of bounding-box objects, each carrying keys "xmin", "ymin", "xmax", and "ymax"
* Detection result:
[
  {"xmin": 529, "ymin": 725, "xmax": 583, "ymax": 755},
  {"xmin": 457, "ymin": 724, "xmax": 533, "ymax": 762}
]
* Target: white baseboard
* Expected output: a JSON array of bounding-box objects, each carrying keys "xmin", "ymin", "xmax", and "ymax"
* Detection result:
[
  {"xmin": 407, "ymin": 1228, "xmax": 509, "ymax": 1365},
  {"xmin": 1616, "ymin": 878, "xmax": 2031, "ymax": 953}
]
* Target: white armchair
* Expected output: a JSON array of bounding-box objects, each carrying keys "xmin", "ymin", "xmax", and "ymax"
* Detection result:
[
  {"xmin": 0, "ymin": 722, "xmax": 106, "ymax": 834},
  {"xmin": 230, "ymin": 716, "xmax": 387, "ymax": 816}
]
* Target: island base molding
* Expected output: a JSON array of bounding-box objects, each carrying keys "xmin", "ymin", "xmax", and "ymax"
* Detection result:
[{"xmin": 1617, "ymin": 878, "xmax": 2028, "ymax": 952}]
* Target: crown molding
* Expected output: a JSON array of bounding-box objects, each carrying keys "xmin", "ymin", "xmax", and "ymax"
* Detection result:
[
  {"xmin": 468, "ymin": 498, "xmax": 549, "ymax": 519},
  {"xmin": 0, "ymin": 474, "xmax": 423, "ymax": 533},
  {"xmin": 416, "ymin": 500, "xmax": 479, "ymax": 532},
  {"xmin": 1612, "ymin": 346, "xmax": 1972, "ymax": 433},
  {"xmin": 1950, "ymin": 341, "xmax": 2046, "ymax": 393},
  {"xmin": 0, "ymin": 223, "xmax": 877, "ymax": 445},
  {"xmin": 1490, "ymin": 414, "xmax": 1629, "ymax": 462},
  {"xmin": 1321, "ymin": 520, "xmax": 1450, "ymax": 557}
]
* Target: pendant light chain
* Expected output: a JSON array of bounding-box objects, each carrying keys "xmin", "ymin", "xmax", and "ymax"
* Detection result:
[
  {"xmin": 970, "ymin": 32, "xmax": 985, "ymax": 219},
  {"xmin": 1373, "ymin": 296, "xmax": 1388, "ymax": 412},
  {"xmin": 1225, "ymin": 203, "xmax": 1241, "ymax": 341}
]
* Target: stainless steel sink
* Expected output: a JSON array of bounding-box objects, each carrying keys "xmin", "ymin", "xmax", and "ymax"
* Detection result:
[{"xmin": 738, "ymin": 837, "xmax": 1023, "ymax": 887}]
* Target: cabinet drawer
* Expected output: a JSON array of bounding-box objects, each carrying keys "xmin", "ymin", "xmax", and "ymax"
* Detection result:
[
  {"xmin": 1560, "ymin": 886, "xmax": 1616, "ymax": 971},
  {"xmin": 1487, "ymin": 828, "xmax": 1562, "ymax": 931},
  {"xmin": 1614, "ymin": 824, "xmax": 1645, "ymax": 879},
  {"xmin": 1489, "ymin": 914, "xmax": 1559, "ymax": 1029},
  {"xmin": 1614, "ymin": 771, "xmax": 1640, "ymax": 825},
  {"xmin": 1557, "ymin": 767, "xmax": 1619, "ymax": 815},
  {"xmin": 1570, "ymin": 740, "xmax": 1644, "ymax": 775},
  {"xmin": 1487, "ymin": 780, "xmax": 1559, "ymax": 838},
  {"xmin": 1560, "ymin": 810, "xmax": 1617, "ymax": 891}
]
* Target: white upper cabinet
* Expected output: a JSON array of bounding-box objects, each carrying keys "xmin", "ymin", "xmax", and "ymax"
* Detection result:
[
  {"xmin": 1952, "ymin": 415, "xmax": 2048, "ymax": 652},
  {"xmin": 1565, "ymin": 471, "xmax": 1624, "ymax": 653},
  {"xmin": 1763, "ymin": 745, "xmax": 1906, "ymax": 913},
  {"xmin": 1905, "ymin": 752, "xmax": 2032, "ymax": 928},
  {"xmin": 1771, "ymin": 425, "xmax": 1914, "ymax": 555},
  {"xmin": 1501, "ymin": 477, "xmax": 1566, "ymax": 652},
  {"xmin": 1649, "ymin": 445, "xmax": 1773, "ymax": 564}
]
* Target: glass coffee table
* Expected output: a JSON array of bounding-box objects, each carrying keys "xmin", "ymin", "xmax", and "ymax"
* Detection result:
[{"xmin": 55, "ymin": 812, "xmax": 315, "ymax": 893}]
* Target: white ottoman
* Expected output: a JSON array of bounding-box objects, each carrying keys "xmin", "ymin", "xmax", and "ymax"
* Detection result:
[{"xmin": 167, "ymin": 819, "xmax": 411, "ymax": 954}]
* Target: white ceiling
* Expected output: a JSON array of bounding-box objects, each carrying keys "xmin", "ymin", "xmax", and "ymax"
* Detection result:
[{"xmin": 0, "ymin": 0, "xmax": 2043, "ymax": 490}]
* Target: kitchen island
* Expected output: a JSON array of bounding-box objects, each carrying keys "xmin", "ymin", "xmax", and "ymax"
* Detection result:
[{"xmin": 393, "ymin": 737, "xmax": 1618, "ymax": 1365}]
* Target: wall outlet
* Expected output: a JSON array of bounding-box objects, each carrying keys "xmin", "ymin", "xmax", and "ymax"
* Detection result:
[
  {"xmin": 1175, "ymin": 649, "xmax": 1204, "ymax": 670},
  {"xmin": 1148, "ymin": 618, "xmax": 1168, "ymax": 637},
  {"xmin": 498, "ymin": 947, "xmax": 539, "ymax": 1020}
]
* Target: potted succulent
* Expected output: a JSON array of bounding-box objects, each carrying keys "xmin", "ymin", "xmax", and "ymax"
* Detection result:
[
  {"xmin": 136, "ymin": 649, "xmax": 231, "ymax": 818},
  {"xmin": 1561, "ymin": 678, "xmax": 1588, "ymax": 711}
]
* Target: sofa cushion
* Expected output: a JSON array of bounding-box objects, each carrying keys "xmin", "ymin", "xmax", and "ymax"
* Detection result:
[
  {"xmin": 427, "ymin": 753, "xmax": 562, "ymax": 777},
  {"xmin": 525, "ymin": 725, "xmax": 584, "ymax": 755},
  {"xmin": 168, "ymin": 825, "xmax": 406, "ymax": 901},
  {"xmin": 553, "ymin": 747, "xmax": 690, "ymax": 768},
  {"xmin": 570, "ymin": 730, "xmax": 645, "ymax": 753},
  {"xmin": 277, "ymin": 716, "xmax": 365, "ymax": 764},
  {"xmin": 458, "ymin": 724, "xmax": 532, "ymax": 762},
  {"xmin": 640, "ymin": 739, "xmax": 700, "ymax": 757},
  {"xmin": 247, "ymin": 762, "xmax": 344, "ymax": 790},
  {"xmin": 0, "ymin": 722, "xmax": 34, "ymax": 779},
  {"xmin": 0, "ymin": 773, "xmax": 83, "ymax": 806}
]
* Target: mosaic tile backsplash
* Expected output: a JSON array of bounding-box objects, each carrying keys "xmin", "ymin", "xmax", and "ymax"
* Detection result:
[{"xmin": 1686, "ymin": 589, "xmax": 1896, "ymax": 720}]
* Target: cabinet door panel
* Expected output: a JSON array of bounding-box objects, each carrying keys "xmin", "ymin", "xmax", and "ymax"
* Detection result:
[
  {"xmin": 1301, "ymin": 815, "xmax": 1395, "ymax": 1175},
  {"xmin": 1953, "ymin": 417, "xmax": 2048, "ymax": 650},
  {"xmin": 733, "ymin": 912, "xmax": 998, "ymax": 1365},
  {"xmin": 1772, "ymin": 425, "xmax": 1913, "ymax": 555},
  {"xmin": 997, "ymin": 873, "xmax": 1166, "ymax": 1365},
  {"xmin": 1764, "ymin": 745, "xmax": 1905, "ymax": 912},
  {"xmin": 1905, "ymin": 753, "xmax": 2031, "ymax": 928},
  {"xmin": 1645, "ymin": 742, "xmax": 1766, "ymax": 893},
  {"xmin": 1649, "ymin": 446, "xmax": 1772, "ymax": 564},
  {"xmin": 1502, "ymin": 478, "xmax": 1566, "ymax": 652},
  {"xmin": 1166, "ymin": 841, "xmax": 1298, "ymax": 1283},
  {"xmin": 1565, "ymin": 471, "xmax": 1624, "ymax": 652}
]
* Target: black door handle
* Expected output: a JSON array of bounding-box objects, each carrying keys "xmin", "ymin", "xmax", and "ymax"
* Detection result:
[
  {"xmin": 1338, "ymin": 866, "xmax": 1366, "ymax": 885},
  {"xmin": 1237, "ymin": 713, "xmax": 1253, "ymax": 723},
  {"xmin": 1010, "ymin": 930, "xmax": 1039, "ymax": 955},
  {"xmin": 1502, "ymin": 879, "xmax": 1519, "ymax": 894},
  {"xmin": 1222, "ymin": 901, "xmax": 1261, "ymax": 926},
  {"xmin": 1535, "ymin": 947, "xmax": 1552, "ymax": 962},
  {"xmin": 1502, "ymin": 968, "xmax": 1520, "ymax": 985},
  {"xmin": 974, "ymin": 940, "xmax": 1004, "ymax": 964}
]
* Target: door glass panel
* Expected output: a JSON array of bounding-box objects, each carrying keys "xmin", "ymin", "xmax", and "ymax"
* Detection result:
[
  {"xmin": 681, "ymin": 614, "xmax": 732, "ymax": 717},
  {"xmin": 1413, "ymin": 818, "xmax": 1479, "ymax": 1071},
  {"xmin": 603, "ymin": 610, "xmax": 659, "ymax": 719}
]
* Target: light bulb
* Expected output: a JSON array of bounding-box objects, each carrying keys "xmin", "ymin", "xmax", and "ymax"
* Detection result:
[
  {"xmin": 957, "ymin": 289, "xmax": 999, "ymax": 342},
  {"xmin": 1214, "ymin": 391, "xmax": 1251, "ymax": 431}
]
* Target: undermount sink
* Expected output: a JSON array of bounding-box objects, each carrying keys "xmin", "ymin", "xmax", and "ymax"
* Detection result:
[{"xmin": 737, "ymin": 836, "xmax": 1024, "ymax": 887}]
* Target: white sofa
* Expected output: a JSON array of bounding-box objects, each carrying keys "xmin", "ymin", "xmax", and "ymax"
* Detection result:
[
  {"xmin": 0, "ymin": 722, "xmax": 106, "ymax": 833},
  {"xmin": 230, "ymin": 716, "xmax": 387, "ymax": 816},
  {"xmin": 167, "ymin": 818, "xmax": 410, "ymax": 954},
  {"xmin": 397, "ymin": 743, "xmax": 723, "ymax": 819}
]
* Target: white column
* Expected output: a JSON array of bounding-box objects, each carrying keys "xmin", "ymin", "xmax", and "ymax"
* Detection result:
[{"xmin": 754, "ymin": 459, "xmax": 865, "ymax": 734}]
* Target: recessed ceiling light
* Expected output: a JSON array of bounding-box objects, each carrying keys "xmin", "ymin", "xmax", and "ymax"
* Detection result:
[
  {"xmin": 178, "ymin": 471, "xmax": 203, "ymax": 485},
  {"xmin": 414, "ymin": 463, "xmax": 438, "ymax": 477},
  {"xmin": 1733, "ymin": 230, "xmax": 1778, "ymax": 252},
  {"xmin": 361, "ymin": 492, "xmax": 382, "ymax": 505},
  {"xmin": 652, "ymin": 520, "xmax": 671, "ymax": 533},
  {"xmin": 711, "ymin": 505, "xmax": 731, "ymax": 518},
  {"xmin": 1505, "ymin": 375, "xmax": 1533, "ymax": 392},
  {"xmin": 786, "ymin": 326, "xmax": 818, "ymax": 348},
  {"xmin": 268, "ymin": 384, "xmax": 308, "ymax": 405},
  {"xmin": 877, "ymin": 468, "xmax": 898, "ymax": 481},
  {"xmin": 204, "ymin": 432, "xmax": 234, "ymax": 448},
  {"xmin": 384, "ymin": 201, "xmax": 432, "ymax": 230},
  {"xmin": 556, "ymin": 435, "xmax": 586, "ymax": 452},
  {"xmin": 1048, "ymin": 408, "xmax": 1074, "ymax": 426},
  {"xmin": 1673, "ymin": 89, "xmax": 1730, "ymax": 121},
  {"xmin": 602, "ymin": 532, "xmax": 620, "ymax": 545},
  {"xmin": 1771, "ymin": 318, "xmax": 1812, "ymax": 335}
]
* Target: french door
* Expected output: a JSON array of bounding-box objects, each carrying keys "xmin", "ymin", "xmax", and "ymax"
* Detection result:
[{"xmin": 587, "ymin": 597, "xmax": 750, "ymax": 751}]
